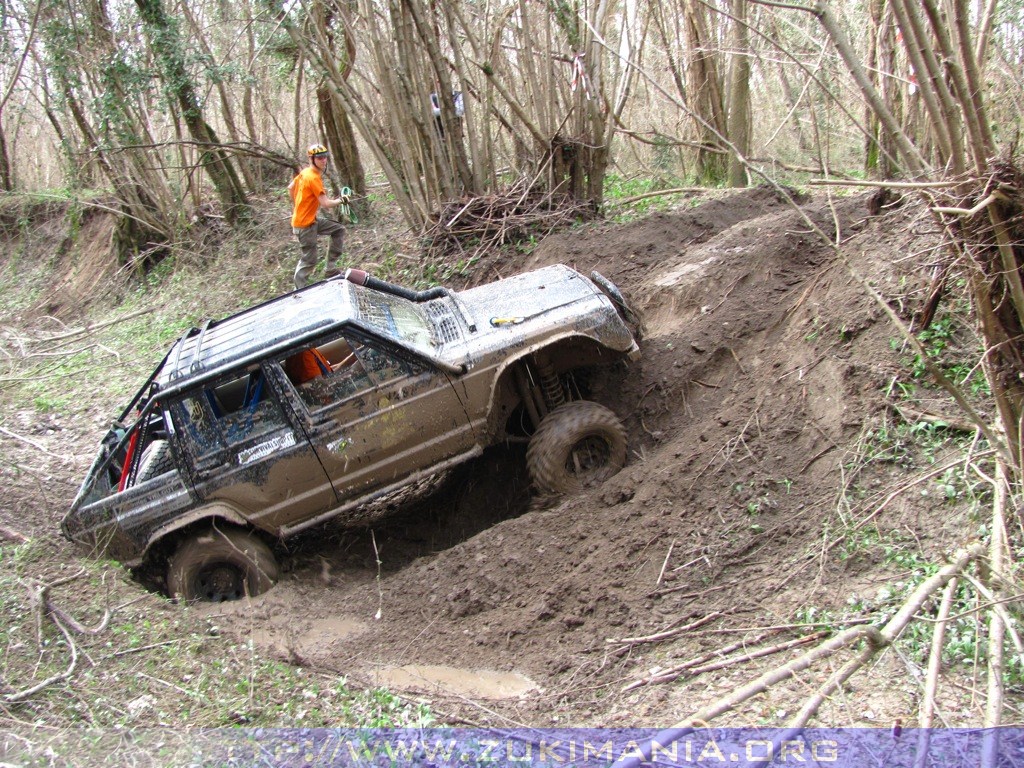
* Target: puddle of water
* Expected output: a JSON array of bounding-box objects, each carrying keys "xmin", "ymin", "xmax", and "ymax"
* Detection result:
[{"xmin": 370, "ymin": 664, "xmax": 538, "ymax": 699}]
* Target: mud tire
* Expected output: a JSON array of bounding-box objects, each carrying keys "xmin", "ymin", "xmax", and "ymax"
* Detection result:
[
  {"xmin": 167, "ymin": 528, "xmax": 278, "ymax": 602},
  {"xmin": 526, "ymin": 401, "xmax": 627, "ymax": 494}
]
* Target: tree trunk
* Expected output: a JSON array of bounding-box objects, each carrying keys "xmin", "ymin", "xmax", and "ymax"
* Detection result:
[
  {"xmin": 318, "ymin": 86, "xmax": 367, "ymax": 201},
  {"xmin": 864, "ymin": 0, "xmax": 903, "ymax": 178},
  {"xmin": 298, "ymin": 0, "xmax": 366, "ymax": 213},
  {"xmin": 401, "ymin": 0, "xmax": 477, "ymax": 196},
  {"xmin": 0, "ymin": 122, "xmax": 11, "ymax": 191},
  {"xmin": 684, "ymin": 0, "xmax": 728, "ymax": 184},
  {"xmin": 179, "ymin": 1, "xmax": 256, "ymax": 192},
  {"xmin": 134, "ymin": 0, "xmax": 250, "ymax": 223},
  {"xmin": 726, "ymin": 0, "xmax": 751, "ymax": 187}
]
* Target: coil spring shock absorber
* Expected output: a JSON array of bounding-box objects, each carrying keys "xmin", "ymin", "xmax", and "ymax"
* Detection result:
[{"xmin": 536, "ymin": 359, "xmax": 566, "ymax": 411}]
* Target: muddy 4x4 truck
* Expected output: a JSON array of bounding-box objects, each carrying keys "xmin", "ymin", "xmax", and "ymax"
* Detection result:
[{"xmin": 62, "ymin": 265, "xmax": 642, "ymax": 601}]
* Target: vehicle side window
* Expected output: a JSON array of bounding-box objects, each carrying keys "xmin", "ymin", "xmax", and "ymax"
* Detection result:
[
  {"xmin": 359, "ymin": 343, "xmax": 422, "ymax": 382},
  {"xmin": 171, "ymin": 366, "xmax": 287, "ymax": 458},
  {"xmin": 280, "ymin": 332, "xmax": 422, "ymax": 413}
]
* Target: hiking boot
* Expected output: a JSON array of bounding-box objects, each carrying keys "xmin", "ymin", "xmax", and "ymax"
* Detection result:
[{"xmin": 324, "ymin": 269, "xmax": 341, "ymax": 280}]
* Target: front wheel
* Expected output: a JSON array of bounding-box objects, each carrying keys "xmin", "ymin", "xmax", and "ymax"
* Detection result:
[
  {"xmin": 167, "ymin": 528, "xmax": 278, "ymax": 602},
  {"xmin": 526, "ymin": 401, "xmax": 628, "ymax": 494}
]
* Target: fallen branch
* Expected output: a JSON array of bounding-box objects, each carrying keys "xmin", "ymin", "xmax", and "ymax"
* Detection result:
[
  {"xmin": 34, "ymin": 307, "xmax": 155, "ymax": 343},
  {"xmin": 422, "ymin": 186, "xmax": 599, "ymax": 260},
  {"xmin": 0, "ymin": 525, "xmax": 29, "ymax": 543},
  {"xmin": 982, "ymin": 460, "xmax": 1010, "ymax": 767},
  {"xmin": 624, "ymin": 631, "xmax": 827, "ymax": 692},
  {"xmin": 4, "ymin": 573, "xmax": 112, "ymax": 703},
  {"xmin": 603, "ymin": 187, "xmax": 706, "ymax": 208},
  {"xmin": 654, "ymin": 540, "xmax": 675, "ymax": 587},
  {"xmin": 689, "ymin": 618, "xmax": 874, "ymax": 635},
  {"xmin": 736, "ymin": 642, "xmax": 879, "ymax": 768},
  {"xmin": 0, "ymin": 426, "xmax": 60, "ymax": 457},
  {"xmin": 623, "ymin": 632, "xmax": 775, "ymax": 692},
  {"xmin": 607, "ymin": 612, "xmax": 722, "ymax": 648},
  {"xmin": 892, "ymin": 403, "xmax": 979, "ymax": 433},
  {"xmin": 686, "ymin": 631, "xmax": 828, "ymax": 676},
  {"xmin": 612, "ymin": 541, "xmax": 986, "ymax": 768},
  {"xmin": 931, "ymin": 191, "xmax": 998, "ymax": 217},
  {"xmin": 808, "ymin": 178, "xmax": 961, "ymax": 189},
  {"xmin": 913, "ymin": 577, "xmax": 958, "ymax": 768},
  {"xmin": 961, "ymin": 575, "xmax": 1024, "ymax": 663},
  {"xmin": 4, "ymin": 614, "xmax": 78, "ymax": 703}
]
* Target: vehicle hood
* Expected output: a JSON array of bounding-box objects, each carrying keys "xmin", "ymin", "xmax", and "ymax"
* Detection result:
[
  {"xmin": 455, "ymin": 265, "xmax": 602, "ymax": 326},
  {"xmin": 444, "ymin": 264, "xmax": 636, "ymax": 359}
]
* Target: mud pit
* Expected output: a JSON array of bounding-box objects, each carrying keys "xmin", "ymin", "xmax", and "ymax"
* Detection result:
[{"xmin": 196, "ymin": 187, "xmax": 965, "ymax": 727}]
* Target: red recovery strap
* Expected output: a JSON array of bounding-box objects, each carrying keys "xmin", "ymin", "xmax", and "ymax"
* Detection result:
[{"xmin": 117, "ymin": 427, "xmax": 140, "ymax": 492}]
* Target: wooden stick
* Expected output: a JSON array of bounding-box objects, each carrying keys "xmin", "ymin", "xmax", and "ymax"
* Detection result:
[
  {"xmin": 981, "ymin": 460, "xmax": 1009, "ymax": 767},
  {"xmin": 105, "ymin": 639, "xmax": 182, "ymax": 659},
  {"xmin": 611, "ymin": 542, "xmax": 985, "ymax": 768},
  {"xmin": 4, "ymin": 616, "xmax": 78, "ymax": 703},
  {"xmin": 654, "ymin": 540, "xmax": 675, "ymax": 587},
  {"xmin": 737, "ymin": 644, "xmax": 878, "ymax": 768},
  {"xmin": 607, "ymin": 612, "xmax": 722, "ymax": 647},
  {"xmin": 622, "ymin": 633, "xmax": 775, "ymax": 692},
  {"xmin": 35, "ymin": 307, "xmax": 155, "ymax": 343},
  {"xmin": 0, "ymin": 426, "xmax": 58, "ymax": 457},
  {"xmin": 686, "ymin": 631, "xmax": 828, "ymax": 676},
  {"xmin": 0, "ymin": 526, "xmax": 29, "ymax": 543},
  {"xmin": 931, "ymin": 192, "xmax": 997, "ymax": 217},
  {"xmin": 914, "ymin": 577, "xmax": 959, "ymax": 768},
  {"xmin": 808, "ymin": 178, "xmax": 960, "ymax": 189},
  {"xmin": 604, "ymin": 187, "xmax": 707, "ymax": 208},
  {"xmin": 689, "ymin": 618, "xmax": 873, "ymax": 635},
  {"xmin": 962, "ymin": 575, "xmax": 1024, "ymax": 662}
]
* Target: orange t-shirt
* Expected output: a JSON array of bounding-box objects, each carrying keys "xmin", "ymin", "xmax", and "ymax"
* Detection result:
[
  {"xmin": 285, "ymin": 348, "xmax": 331, "ymax": 384},
  {"xmin": 290, "ymin": 166, "xmax": 325, "ymax": 228}
]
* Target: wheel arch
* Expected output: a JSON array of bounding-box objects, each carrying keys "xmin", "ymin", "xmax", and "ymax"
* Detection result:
[
  {"xmin": 482, "ymin": 333, "xmax": 629, "ymax": 442},
  {"xmin": 140, "ymin": 502, "xmax": 268, "ymax": 571}
]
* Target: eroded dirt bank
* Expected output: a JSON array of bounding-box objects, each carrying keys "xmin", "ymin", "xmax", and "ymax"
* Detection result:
[
  {"xmin": 2, "ymin": 187, "xmax": 985, "ymax": 731},
  {"xmin": 197, "ymin": 188, "xmax": 967, "ymax": 727}
]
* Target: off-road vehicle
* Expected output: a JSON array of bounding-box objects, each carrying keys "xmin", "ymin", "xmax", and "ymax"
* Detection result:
[{"xmin": 62, "ymin": 265, "xmax": 641, "ymax": 601}]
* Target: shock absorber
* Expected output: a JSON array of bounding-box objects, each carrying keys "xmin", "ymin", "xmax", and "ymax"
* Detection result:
[{"xmin": 536, "ymin": 359, "xmax": 566, "ymax": 411}]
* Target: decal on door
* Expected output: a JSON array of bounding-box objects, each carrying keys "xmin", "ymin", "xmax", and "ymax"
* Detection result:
[{"xmin": 237, "ymin": 432, "xmax": 297, "ymax": 465}]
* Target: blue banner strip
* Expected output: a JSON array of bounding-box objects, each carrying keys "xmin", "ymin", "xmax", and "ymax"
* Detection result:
[{"xmin": 1, "ymin": 727, "xmax": 1017, "ymax": 766}]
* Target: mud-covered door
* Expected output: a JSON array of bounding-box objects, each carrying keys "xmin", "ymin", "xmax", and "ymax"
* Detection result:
[
  {"xmin": 273, "ymin": 329, "xmax": 474, "ymax": 504},
  {"xmin": 169, "ymin": 363, "xmax": 336, "ymax": 530}
]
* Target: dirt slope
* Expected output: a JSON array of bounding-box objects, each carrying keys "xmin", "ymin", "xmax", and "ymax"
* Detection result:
[
  {"xmin": 4, "ymin": 187, "xmax": 986, "ymax": 731},
  {"xmin": 192, "ymin": 188, "xmax": 969, "ymax": 727}
]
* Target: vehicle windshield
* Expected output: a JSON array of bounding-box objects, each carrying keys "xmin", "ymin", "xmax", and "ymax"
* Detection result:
[{"xmin": 354, "ymin": 290, "xmax": 434, "ymax": 350}]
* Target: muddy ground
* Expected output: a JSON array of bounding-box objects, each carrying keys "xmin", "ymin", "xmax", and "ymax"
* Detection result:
[{"xmin": 1, "ymin": 186, "xmax": 1001, "ymax": 732}]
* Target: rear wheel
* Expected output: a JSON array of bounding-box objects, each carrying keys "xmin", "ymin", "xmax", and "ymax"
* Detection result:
[
  {"xmin": 167, "ymin": 528, "xmax": 278, "ymax": 602},
  {"xmin": 526, "ymin": 401, "xmax": 627, "ymax": 494}
]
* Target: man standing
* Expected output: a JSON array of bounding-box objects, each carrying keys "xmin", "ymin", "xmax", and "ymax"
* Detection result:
[{"xmin": 289, "ymin": 143, "xmax": 349, "ymax": 289}]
